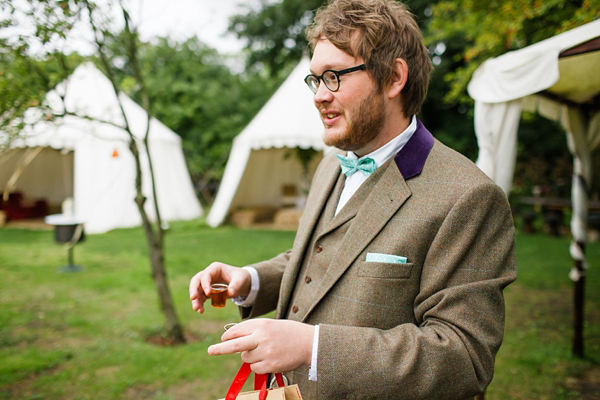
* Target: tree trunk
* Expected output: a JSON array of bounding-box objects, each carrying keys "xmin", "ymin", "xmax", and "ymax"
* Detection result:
[
  {"xmin": 131, "ymin": 139, "xmax": 185, "ymax": 344},
  {"xmin": 147, "ymin": 228, "xmax": 186, "ymax": 343}
]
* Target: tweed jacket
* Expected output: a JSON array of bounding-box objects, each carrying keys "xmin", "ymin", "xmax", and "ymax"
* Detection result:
[{"xmin": 243, "ymin": 120, "xmax": 517, "ymax": 399}]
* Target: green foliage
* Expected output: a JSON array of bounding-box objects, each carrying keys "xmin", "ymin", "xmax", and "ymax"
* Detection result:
[
  {"xmin": 427, "ymin": 0, "xmax": 600, "ymax": 104},
  {"xmin": 229, "ymin": 0, "xmax": 437, "ymax": 75},
  {"xmin": 512, "ymin": 113, "xmax": 573, "ymax": 198},
  {"xmin": 0, "ymin": 0, "xmax": 285, "ymax": 199},
  {"xmin": 0, "ymin": 0, "xmax": 93, "ymax": 145},
  {"xmin": 0, "ymin": 48, "xmax": 81, "ymax": 149},
  {"xmin": 229, "ymin": 0, "xmax": 326, "ymax": 74},
  {"xmin": 98, "ymin": 35, "xmax": 283, "ymax": 188},
  {"xmin": 227, "ymin": 0, "xmax": 480, "ymax": 159}
]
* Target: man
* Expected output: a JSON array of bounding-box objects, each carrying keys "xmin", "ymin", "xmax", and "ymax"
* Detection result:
[{"xmin": 190, "ymin": 0, "xmax": 516, "ymax": 398}]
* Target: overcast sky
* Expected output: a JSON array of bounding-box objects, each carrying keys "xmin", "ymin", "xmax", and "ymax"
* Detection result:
[
  {"xmin": 2, "ymin": 0, "xmax": 268, "ymax": 56},
  {"xmin": 128, "ymin": 0, "xmax": 263, "ymax": 54}
]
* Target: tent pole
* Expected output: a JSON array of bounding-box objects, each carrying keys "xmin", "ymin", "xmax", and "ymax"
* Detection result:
[{"xmin": 573, "ymin": 241, "xmax": 586, "ymax": 358}]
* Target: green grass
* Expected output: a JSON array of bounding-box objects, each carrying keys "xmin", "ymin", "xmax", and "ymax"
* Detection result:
[{"xmin": 0, "ymin": 219, "xmax": 599, "ymax": 399}]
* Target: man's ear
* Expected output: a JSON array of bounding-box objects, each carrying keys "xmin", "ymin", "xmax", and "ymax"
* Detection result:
[{"xmin": 387, "ymin": 58, "xmax": 408, "ymax": 99}]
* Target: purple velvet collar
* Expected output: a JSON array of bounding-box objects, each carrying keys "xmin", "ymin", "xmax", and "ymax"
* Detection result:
[{"xmin": 393, "ymin": 118, "xmax": 434, "ymax": 180}]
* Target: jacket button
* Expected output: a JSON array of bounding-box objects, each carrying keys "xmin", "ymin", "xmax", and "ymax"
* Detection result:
[
  {"xmin": 315, "ymin": 244, "xmax": 323, "ymax": 253},
  {"xmin": 305, "ymin": 276, "xmax": 312, "ymax": 284},
  {"xmin": 292, "ymin": 305, "xmax": 299, "ymax": 313}
]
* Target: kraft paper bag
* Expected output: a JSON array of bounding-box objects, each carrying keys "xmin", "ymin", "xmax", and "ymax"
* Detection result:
[
  {"xmin": 219, "ymin": 363, "xmax": 302, "ymax": 400},
  {"xmin": 226, "ymin": 385, "xmax": 302, "ymax": 400}
]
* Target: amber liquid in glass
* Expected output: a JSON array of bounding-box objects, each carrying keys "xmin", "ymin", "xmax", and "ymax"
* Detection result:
[{"xmin": 210, "ymin": 284, "xmax": 228, "ymax": 308}]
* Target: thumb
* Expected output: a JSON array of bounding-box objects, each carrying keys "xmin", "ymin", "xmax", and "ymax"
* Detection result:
[
  {"xmin": 227, "ymin": 278, "xmax": 243, "ymax": 298},
  {"xmin": 227, "ymin": 269, "xmax": 251, "ymax": 298}
]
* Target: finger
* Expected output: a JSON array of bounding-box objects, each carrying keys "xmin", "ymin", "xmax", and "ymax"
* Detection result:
[
  {"xmin": 200, "ymin": 262, "xmax": 232, "ymax": 297},
  {"xmin": 227, "ymin": 271, "xmax": 246, "ymax": 297},
  {"xmin": 191, "ymin": 292, "xmax": 207, "ymax": 313},
  {"xmin": 189, "ymin": 273, "xmax": 207, "ymax": 313},
  {"xmin": 227, "ymin": 269, "xmax": 251, "ymax": 298},
  {"xmin": 227, "ymin": 279, "xmax": 241, "ymax": 298},
  {"xmin": 241, "ymin": 350, "xmax": 261, "ymax": 365},
  {"xmin": 198, "ymin": 269, "xmax": 215, "ymax": 298},
  {"xmin": 221, "ymin": 319, "xmax": 260, "ymax": 342},
  {"xmin": 208, "ymin": 336, "xmax": 257, "ymax": 356},
  {"xmin": 247, "ymin": 360, "xmax": 273, "ymax": 375},
  {"xmin": 189, "ymin": 272, "xmax": 202, "ymax": 299}
]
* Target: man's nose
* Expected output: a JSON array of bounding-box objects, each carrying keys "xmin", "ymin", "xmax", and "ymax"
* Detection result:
[{"xmin": 313, "ymin": 81, "xmax": 334, "ymax": 104}]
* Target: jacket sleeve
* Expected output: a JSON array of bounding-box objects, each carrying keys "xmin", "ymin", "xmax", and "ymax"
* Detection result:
[{"xmin": 315, "ymin": 182, "xmax": 517, "ymax": 399}]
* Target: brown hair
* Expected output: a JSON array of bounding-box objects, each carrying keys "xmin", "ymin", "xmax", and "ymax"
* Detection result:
[{"xmin": 306, "ymin": 0, "xmax": 433, "ymax": 117}]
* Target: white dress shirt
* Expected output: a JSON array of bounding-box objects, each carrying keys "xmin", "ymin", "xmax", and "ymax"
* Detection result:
[
  {"xmin": 235, "ymin": 115, "xmax": 418, "ymax": 381},
  {"xmin": 335, "ymin": 115, "xmax": 417, "ymax": 215}
]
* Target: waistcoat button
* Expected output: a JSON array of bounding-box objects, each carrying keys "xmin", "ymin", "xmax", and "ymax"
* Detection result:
[
  {"xmin": 305, "ymin": 276, "xmax": 312, "ymax": 284},
  {"xmin": 315, "ymin": 244, "xmax": 323, "ymax": 253},
  {"xmin": 292, "ymin": 305, "xmax": 299, "ymax": 313}
]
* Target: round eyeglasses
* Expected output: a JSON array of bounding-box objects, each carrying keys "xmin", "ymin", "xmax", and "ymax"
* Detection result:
[{"xmin": 304, "ymin": 64, "xmax": 366, "ymax": 94}]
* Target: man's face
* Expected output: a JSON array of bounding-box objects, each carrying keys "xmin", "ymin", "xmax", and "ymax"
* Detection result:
[{"xmin": 309, "ymin": 39, "xmax": 385, "ymax": 155}]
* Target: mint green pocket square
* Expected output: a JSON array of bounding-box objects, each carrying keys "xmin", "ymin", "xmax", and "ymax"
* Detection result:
[{"xmin": 366, "ymin": 253, "xmax": 407, "ymax": 264}]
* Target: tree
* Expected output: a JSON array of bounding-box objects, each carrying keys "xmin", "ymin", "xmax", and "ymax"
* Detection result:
[
  {"xmin": 426, "ymin": 0, "xmax": 600, "ymax": 190},
  {"xmin": 228, "ymin": 0, "xmax": 478, "ymax": 159},
  {"xmin": 427, "ymin": 0, "xmax": 600, "ymax": 104},
  {"xmin": 0, "ymin": 1, "xmax": 82, "ymax": 147},
  {"xmin": 96, "ymin": 34, "xmax": 282, "ymax": 203},
  {"xmin": 125, "ymin": 38, "xmax": 279, "ymax": 189},
  {"xmin": 229, "ymin": 0, "xmax": 325, "ymax": 74},
  {"xmin": 1, "ymin": 0, "xmax": 185, "ymax": 343}
]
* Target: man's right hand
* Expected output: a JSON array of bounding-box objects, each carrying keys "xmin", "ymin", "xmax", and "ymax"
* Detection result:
[{"xmin": 189, "ymin": 262, "xmax": 252, "ymax": 314}]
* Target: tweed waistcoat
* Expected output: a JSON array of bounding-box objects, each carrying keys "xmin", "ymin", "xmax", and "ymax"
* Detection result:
[
  {"xmin": 285, "ymin": 162, "xmax": 391, "ymax": 322},
  {"xmin": 285, "ymin": 157, "xmax": 395, "ymax": 321},
  {"xmin": 284, "ymin": 163, "xmax": 392, "ymax": 396},
  {"xmin": 284, "ymin": 172, "xmax": 344, "ymax": 321}
]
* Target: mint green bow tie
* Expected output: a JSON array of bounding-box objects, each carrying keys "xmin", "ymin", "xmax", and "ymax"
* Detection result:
[{"xmin": 336, "ymin": 154, "xmax": 377, "ymax": 177}]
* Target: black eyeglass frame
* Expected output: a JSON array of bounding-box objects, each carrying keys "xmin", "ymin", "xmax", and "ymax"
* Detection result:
[{"xmin": 304, "ymin": 64, "xmax": 366, "ymax": 94}]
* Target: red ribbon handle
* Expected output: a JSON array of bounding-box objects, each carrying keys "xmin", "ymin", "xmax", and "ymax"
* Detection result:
[
  {"xmin": 275, "ymin": 373, "xmax": 285, "ymax": 388},
  {"xmin": 225, "ymin": 363, "xmax": 285, "ymax": 400}
]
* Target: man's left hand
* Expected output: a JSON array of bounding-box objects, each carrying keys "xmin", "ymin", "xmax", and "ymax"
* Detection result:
[{"xmin": 208, "ymin": 318, "xmax": 314, "ymax": 374}]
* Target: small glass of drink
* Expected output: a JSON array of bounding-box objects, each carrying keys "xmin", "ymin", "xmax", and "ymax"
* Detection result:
[
  {"xmin": 224, "ymin": 322, "xmax": 237, "ymax": 331},
  {"xmin": 209, "ymin": 283, "xmax": 229, "ymax": 308}
]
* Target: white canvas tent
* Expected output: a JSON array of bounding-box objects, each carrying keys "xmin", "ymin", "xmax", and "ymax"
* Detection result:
[
  {"xmin": 207, "ymin": 57, "xmax": 327, "ymax": 227},
  {"xmin": 0, "ymin": 62, "xmax": 202, "ymax": 234},
  {"xmin": 468, "ymin": 19, "xmax": 600, "ymax": 356}
]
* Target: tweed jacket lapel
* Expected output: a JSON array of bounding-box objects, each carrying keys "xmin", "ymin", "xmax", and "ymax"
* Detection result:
[
  {"xmin": 301, "ymin": 120, "xmax": 435, "ymax": 321},
  {"xmin": 301, "ymin": 160, "xmax": 411, "ymax": 320}
]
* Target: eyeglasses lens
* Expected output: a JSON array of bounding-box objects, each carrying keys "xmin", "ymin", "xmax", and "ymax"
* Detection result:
[
  {"xmin": 323, "ymin": 71, "xmax": 339, "ymax": 91},
  {"xmin": 305, "ymin": 76, "xmax": 318, "ymax": 93}
]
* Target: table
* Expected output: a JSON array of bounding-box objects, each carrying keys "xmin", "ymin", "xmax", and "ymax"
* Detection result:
[{"xmin": 44, "ymin": 214, "xmax": 85, "ymax": 272}]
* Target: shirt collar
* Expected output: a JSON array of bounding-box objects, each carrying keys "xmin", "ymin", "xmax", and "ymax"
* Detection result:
[{"xmin": 346, "ymin": 115, "xmax": 417, "ymax": 167}]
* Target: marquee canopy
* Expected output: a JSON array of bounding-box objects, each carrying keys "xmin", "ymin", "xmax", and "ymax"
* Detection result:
[
  {"xmin": 207, "ymin": 57, "xmax": 327, "ymax": 227},
  {"xmin": 1, "ymin": 62, "xmax": 202, "ymax": 233}
]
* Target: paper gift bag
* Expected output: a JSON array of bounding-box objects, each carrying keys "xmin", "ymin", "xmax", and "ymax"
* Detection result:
[{"xmin": 219, "ymin": 363, "xmax": 302, "ymax": 400}]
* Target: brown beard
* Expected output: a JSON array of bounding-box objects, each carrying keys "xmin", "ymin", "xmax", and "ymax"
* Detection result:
[{"xmin": 323, "ymin": 89, "xmax": 385, "ymax": 152}]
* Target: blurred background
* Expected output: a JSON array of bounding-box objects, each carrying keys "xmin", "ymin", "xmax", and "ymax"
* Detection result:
[{"xmin": 1, "ymin": 0, "xmax": 599, "ymax": 398}]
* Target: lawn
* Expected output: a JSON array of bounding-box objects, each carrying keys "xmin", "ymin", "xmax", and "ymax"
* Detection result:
[{"xmin": 0, "ymin": 218, "xmax": 599, "ymax": 399}]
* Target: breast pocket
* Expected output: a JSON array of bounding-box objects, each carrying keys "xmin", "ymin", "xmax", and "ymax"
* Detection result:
[{"xmin": 356, "ymin": 261, "xmax": 413, "ymax": 280}]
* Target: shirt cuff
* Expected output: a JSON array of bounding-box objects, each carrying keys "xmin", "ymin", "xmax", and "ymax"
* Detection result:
[
  {"xmin": 232, "ymin": 266, "xmax": 259, "ymax": 307},
  {"xmin": 308, "ymin": 324, "xmax": 319, "ymax": 381}
]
